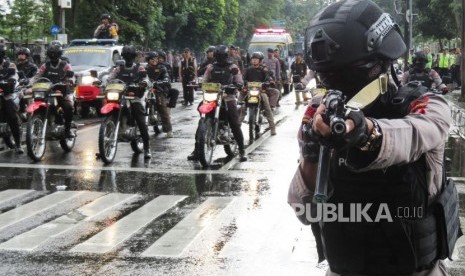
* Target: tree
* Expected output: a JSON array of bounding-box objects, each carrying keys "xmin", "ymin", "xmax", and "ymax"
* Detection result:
[
  {"xmin": 6, "ymin": 0, "xmax": 37, "ymax": 42},
  {"xmin": 415, "ymin": 0, "xmax": 457, "ymax": 48}
]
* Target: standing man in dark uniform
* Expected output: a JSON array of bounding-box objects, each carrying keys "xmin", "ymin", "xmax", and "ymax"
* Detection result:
[
  {"xmin": 179, "ymin": 48, "xmax": 197, "ymax": 106},
  {"xmin": 158, "ymin": 50, "xmax": 179, "ymax": 108},
  {"xmin": 145, "ymin": 51, "xmax": 173, "ymax": 138}
]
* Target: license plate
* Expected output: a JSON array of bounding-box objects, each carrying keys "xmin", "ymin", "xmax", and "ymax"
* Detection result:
[
  {"xmin": 105, "ymin": 83, "xmax": 125, "ymax": 92},
  {"xmin": 248, "ymin": 97, "xmax": 259, "ymax": 104},
  {"xmin": 32, "ymin": 82, "xmax": 51, "ymax": 91},
  {"xmin": 202, "ymin": 83, "xmax": 221, "ymax": 92}
]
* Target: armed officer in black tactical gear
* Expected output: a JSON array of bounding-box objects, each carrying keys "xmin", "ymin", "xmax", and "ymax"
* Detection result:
[
  {"xmin": 33, "ymin": 44, "xmax": 75, "ymax": 139},
  {"xmin": 145, "ymin": 51, "xmax": 173, "ymax": 138},
  {"xmin": 188, "ymin": 45, "xmax": 247, "ymax": 162},
  {"xmin": 288, "ymin": 1, "xmax": 460, "ymax": 275},
  {"xmin": 108, "ymin": 45, "xmax": 151, "ymax": 159}
]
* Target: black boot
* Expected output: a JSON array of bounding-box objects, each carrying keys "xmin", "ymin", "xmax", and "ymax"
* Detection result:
[
  {"xmin": 238, "ymin": 148, "xmax": 247, "ymax": 162},
  {"xmin": 187, "ymin": 149, "xmax": 199, "ymax": 161}
]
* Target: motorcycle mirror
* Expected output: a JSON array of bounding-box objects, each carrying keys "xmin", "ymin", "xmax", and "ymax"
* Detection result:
[
  {"xmin": 115, "ymin": 60, "xmax": 125, "ymax": 67},
  {"xmin": 231, "ymin": 68, "xmax": 239, "ymax": 75},
  {"xmin": 65, "ymin": 70, "xmax": 74, "ymax": 78}
]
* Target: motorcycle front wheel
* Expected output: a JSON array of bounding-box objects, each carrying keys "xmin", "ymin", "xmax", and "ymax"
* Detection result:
[
  {"xmin": 130, "ymin": 125, "xmax": 144, "ymax": 154},
  {"xmin": 60, "ymin": 122, "xmax": 77, "ymax": 152},
  {"xmin": 26, "ymin": 114, "xmax": 46, "ymax": 162},
  {"xmin": 98, "ymin": 116, "xmax": 118, "ymax": 164},
  {"xmin": 196, "ymin": 117, "xmax": 216, "ymax": 168}
]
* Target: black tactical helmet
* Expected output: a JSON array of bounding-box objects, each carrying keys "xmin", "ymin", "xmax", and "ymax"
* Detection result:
[
  {"xmin": 214, "ymin": 45, "xmax": 229, "ymax": 64},
  {"xmin": 304, "ymin": 0, "xmax": 406, "ymax": 72},
  {"xmin": 50, "ymin": 40, "xmax": 63, "ymax": 48},
  {"xmin": 16, "ymin": 47, "xmax": 31, "ymax": 57},
  {"xmin": 145, "ymin": 51, "xmax": 159, "ymax": 62},
  {"xmin": 206, "ymin": 46, "xmax": 216, "ymax": 53},
  {"xmin": 412, "ymin": 51, "xmax": 428, "ymax": 65},
  {"xmin": 121, "ymin": 45, "xmax": 137, "ymax": 59},
  {"xmin": 46, "ymin": 44, "xmax": 63, "ymax": 60},
  {"xmin": 158, "ymin": 50, "xmax": 166, "ymax": 60},
  {"xmin": 251, "ymin": 51, "xmax": 264, "ymax": 61},
  {"xmin": 101, "ymin": 13, "xmax": 111, "ymax": 20}
]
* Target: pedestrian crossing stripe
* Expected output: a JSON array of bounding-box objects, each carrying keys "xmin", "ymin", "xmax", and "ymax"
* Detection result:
[{"xmin": 0, "ymin": 190, "xmax": 235, "ymax": 257}]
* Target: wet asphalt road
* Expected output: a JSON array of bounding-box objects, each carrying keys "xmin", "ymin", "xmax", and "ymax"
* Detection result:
[
  {"xmin": 0, "ymin": 85, "xmax": 464, "ymax": 275},
  {"xmin": 0, "ymin": 84, "xmax": 330, "ymax": 276}
]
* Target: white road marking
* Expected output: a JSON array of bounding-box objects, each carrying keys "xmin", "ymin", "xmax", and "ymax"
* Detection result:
[
  {"xmin": 141, "ymin": 196, "xmax": 233, "ymax": 257},
  {"xmin": 70, "ymin": 195, "xmax": 187, "ymax": 254}
]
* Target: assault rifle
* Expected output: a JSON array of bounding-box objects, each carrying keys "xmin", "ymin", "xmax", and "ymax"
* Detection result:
[{"xmin": 313, "ymin": 90, "xmax": 347, "ymax": 203}]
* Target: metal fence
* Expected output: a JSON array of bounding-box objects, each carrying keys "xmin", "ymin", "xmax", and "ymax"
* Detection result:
[{"xmin": 451, "ymin": 103, "xmax": 465, "ymax": 139}]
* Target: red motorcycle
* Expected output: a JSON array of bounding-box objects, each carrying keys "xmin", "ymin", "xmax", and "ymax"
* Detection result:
[
  {"xmin": 25, "ymin": 75, "xmax": 77, "ymax": 161},
  {"xmin": 97, "ymin": 79, "xmax": 146, "ymax": 164},
  {"xmin": 194, "ymin": 82, "xmax": 237, "ymax": 168}
]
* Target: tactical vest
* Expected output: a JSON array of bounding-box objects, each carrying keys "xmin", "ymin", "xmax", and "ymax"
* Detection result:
[
  {"xmin": 181, "ymin": 58, "xmax": 195, "ymax": 80},
  {"xmin": 322, "ymin": 85, "xmax": 456, "ymax": 275},
  {"xmin": 16, "ymin": 61, "xmax": 37, "ymax": 79},
  {"xmin": 245, "ymin": 65, "xmax": 267, "ymax": 82},
  {"xmin": 407, "ymin": 69, "xmax": 433, "ymax": 88},
  {"xmin": 43, "ymin": 60, "xmax": 67, "ymax": 83},
  {"xmin": 210, "ymin": 63, "xmax": 233, "ymax": 85},
  {"xmin": 117, "ymin": 63, "xmax": 140, "ymax": 84}
]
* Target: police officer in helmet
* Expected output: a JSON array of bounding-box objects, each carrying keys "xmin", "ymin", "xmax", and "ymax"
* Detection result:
[
  {"xmin": 189, "ymin": 45, "xmax": 247, "ymax": 162},
  {"xmin": 0, "ymin": 45, "xmax": 23, "ymax": 153},
  {"xmin": 108, "ymin": 45, "xmax": 151, "ymax": 159},
  {"xmin": 401, "ymin": 51, "xmax": 448, "ymax": 93},
  {"xmin": 15, "ymin": 47, "xmax": 37, "ymax": 79},
  {"xmin": 288, "ymin": 1, "xmax": 459, "ymax": 275},
  {"xmin": 33, "ymin": 44, "xmax": 75, "ymax": 138}
]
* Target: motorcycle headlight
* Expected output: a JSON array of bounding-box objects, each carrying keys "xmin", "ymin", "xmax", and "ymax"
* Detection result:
[
  {"xmin": 106, "ymin": 92, "xmax": 120, "ymax": 101},
  {"xmin": 249, "ymin": 89, "xmax": 260, "ymax": 96},
  {"xmin": 34, "ymin": 91, "xmax": 45, "ymax": 99},
  {"xmin": 203, "ymin": 92, "xmax": 218, "ymax": 102}
]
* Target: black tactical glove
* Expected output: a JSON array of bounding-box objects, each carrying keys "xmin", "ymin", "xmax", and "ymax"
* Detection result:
[
  {"xmin": 315, "ymin": 109, "xmax": 369, "ymax": 151},
  {"xmin": 301, "ymin": 122, "xmax": 320, "ymax": 162}
]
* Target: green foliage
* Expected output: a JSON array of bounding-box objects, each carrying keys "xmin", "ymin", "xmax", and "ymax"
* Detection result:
[
  {"xmin": 415, "ymin": 0, "xmax": 457, "ymax": 41},
  {"xmin": 5, "ymin": 0, "xmax": 38, "ymax": 42}
]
